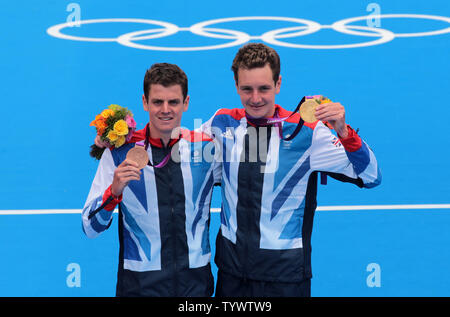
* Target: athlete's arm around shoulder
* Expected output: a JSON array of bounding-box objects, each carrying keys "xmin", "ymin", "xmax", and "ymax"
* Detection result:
[{"xmin": 197, "ymin": 107, "xmax": 245, "ymax": 139}]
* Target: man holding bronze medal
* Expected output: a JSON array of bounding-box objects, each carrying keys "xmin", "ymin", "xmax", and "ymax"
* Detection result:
[
  {"xmin": 92, "ymin": 43, "xmax": 381, "ymax": 297},
  {"xmin": 83, "ymin": 63, "xmax": 221, "ymax": 296}
]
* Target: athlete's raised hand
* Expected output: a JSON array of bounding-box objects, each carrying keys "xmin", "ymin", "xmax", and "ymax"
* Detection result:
[
  {"xmin": 312, "ymin": 95, "xmax": 348, "ymax": 138},
  {"xmin": 111, "ymin": 159, "xmax": 141, "ymax": 196}
]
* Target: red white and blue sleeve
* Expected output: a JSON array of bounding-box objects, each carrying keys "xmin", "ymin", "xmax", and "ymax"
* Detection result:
[
  {"xmin": 82, "ymin": 148, "xmax": 122, "ymax": 238},
  {"xmin": 310, "ymin": 121, "xmax": 381, "ymax": 188}
]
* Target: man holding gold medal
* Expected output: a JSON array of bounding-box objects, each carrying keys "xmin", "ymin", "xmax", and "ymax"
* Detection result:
[
  {"xmin": 91, "ymin": 43, "xmax": 381, "ymax": 297},
  {"xmin": 198, "ymin": 43, "xmax": 381, "ymax": 297}
]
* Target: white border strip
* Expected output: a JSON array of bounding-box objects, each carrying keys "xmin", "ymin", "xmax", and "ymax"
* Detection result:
[
  {"xmin": 0, "ymin": 209, "xmax": 84, "ymax": 215},
  {"xmin": 0, "ymin": 204, "xmax": 449, "ymax": 215},
  {"xmin": 316, "ymin": 204, "xmax": 450, "ymax": 211}
]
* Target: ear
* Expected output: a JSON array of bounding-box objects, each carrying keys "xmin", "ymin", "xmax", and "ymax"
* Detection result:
[
  {"xmin": 183, "ymin": 95, "xmax": 190, "ymax": 112},
  {"xmin": 142, "ymin": 94, "xmax": 149, "ymax": 111},
  {"xmin": 234, "ymin": 74, "xmax": 240, "ymax": 93},
  {"xmin": 275, "ymin": 75, "xmax": 282, "ymax": 94}
]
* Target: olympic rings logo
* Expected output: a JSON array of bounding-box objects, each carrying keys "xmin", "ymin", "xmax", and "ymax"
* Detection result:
[{"xmin": 47, "ymin": 14, "xmax": 450, "ymax": 51}]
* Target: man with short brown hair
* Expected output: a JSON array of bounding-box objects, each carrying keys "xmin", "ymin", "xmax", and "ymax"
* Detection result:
[
  {"xmin": 84, "ymin": 63, "xmax": 220, "ymax": 296},
  {"xmin": 231, "ymin": 42, "xmax": 281, "ymax": 84},
  {"xmin": 203, "ymin": 43, "xmax": 381, "ymax": 296}
]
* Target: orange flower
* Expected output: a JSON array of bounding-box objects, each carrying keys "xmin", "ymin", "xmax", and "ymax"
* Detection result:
[
  {"xmin": 90, "ymin": 114, "xmax": 101, "ymax": 127},
  {"xmin": 100, "ymin": 109, "xmax": 115, "ymax": 118},
  {"xmin": 90, "ymin": 115, "xmax": 107, "ymax": 134}
]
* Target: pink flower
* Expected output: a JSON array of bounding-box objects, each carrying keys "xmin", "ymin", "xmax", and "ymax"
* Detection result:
[
  {"xmin": 124, "ymin": 115, "xmax": 137, "ymax": 141},
  {"xmin": 125, "ymin": 115, "xmax": 136, "ymax": 129}
]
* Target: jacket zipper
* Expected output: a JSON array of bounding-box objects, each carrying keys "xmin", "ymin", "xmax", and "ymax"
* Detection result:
[
  {"xmin": 164, "ymin": 142, "xmax": 178, "ymax": 296},
  {"xmin": 243, "ymin": 133, "xmax": 251, "ymax": 282}
]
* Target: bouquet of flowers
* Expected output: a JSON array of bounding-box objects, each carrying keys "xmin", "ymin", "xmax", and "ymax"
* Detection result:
[{"xmin": 89, "ymin": 104, "xmax": 136, "ymax": 159}]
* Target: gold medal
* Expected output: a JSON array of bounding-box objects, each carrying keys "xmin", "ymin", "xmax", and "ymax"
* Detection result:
[
  {"xmin": 299, "ymin": 99, "xmax": 319, "ymax": 123},
  {"xmin": 126, "ymin": 144, "xmax": 149, "ymax": 169}
]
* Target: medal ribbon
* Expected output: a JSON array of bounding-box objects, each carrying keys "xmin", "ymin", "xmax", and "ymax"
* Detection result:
[
  {"xmin": 245, "ymin": 96, "xmax": 309, "ymax": 141},
  {"xmin": 139, "ymin": 96, "xmax": 311, "ymax": 167},
  {"xmin": 246, "ymin": 97, "xmax": 330, "ymax": 185},
  {"xmin": 141, "ymin": 125, "xmax": 172, "ymax": 168}
]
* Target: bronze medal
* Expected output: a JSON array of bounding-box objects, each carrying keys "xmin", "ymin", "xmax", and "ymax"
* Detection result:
[{"xmin": 126, "ymin": 145, "xmax": 149, "ymax": 169}]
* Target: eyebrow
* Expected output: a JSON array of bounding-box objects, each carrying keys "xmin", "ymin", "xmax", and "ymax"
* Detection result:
[
  {"xmin": 151, "ymin": 98, "xmax": 181, "ymax": 103},
  {"xmin": 240, "ymin": 85, "xmax": 272, "ymax": 89}
]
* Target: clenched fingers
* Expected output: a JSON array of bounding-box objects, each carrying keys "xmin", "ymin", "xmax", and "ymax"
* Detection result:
[
  {"xmin": 116, "ymin": 159, "xmax": 141, "ymax": 179},
  {"xmin": 314, "ymin": 102, "xmax": 345, "ymax": 121},
  {"xmin": 111, "ymin": 159, "xmax": 142, "ymax": 196}
]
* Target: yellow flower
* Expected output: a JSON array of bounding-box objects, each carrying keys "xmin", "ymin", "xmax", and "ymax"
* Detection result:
[
  {"xmin": 101, "ymin": 109, "xmax": 115, "ymax": 118},
  {"xmin": 115, "ymin": 135, "xmax": 126, "ymax": 147},
  {"xmin": 107, "ymin": 130, "xmax": 118, "ymax": 142},
  {"xmin": 113, "ymin": 119, "xmax": 129, "ymax": 136}
]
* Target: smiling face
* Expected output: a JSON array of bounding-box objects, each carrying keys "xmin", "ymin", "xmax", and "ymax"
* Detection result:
[
  {"xmin": 143, "ymin": 84, "xmax": 189, "ymax": 143},
  {"xmin": 236, "ymin": 64, "xmax": 281, "ymax": 118}
]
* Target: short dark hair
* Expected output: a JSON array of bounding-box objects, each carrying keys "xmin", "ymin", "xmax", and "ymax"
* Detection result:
[
  {"xmin": 143, "ymin": 63, "xmax": 188, "ymax": 101},
  {"xmin": 231, "ymin": 43, "xmax": 281, "ymax": 84}
]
